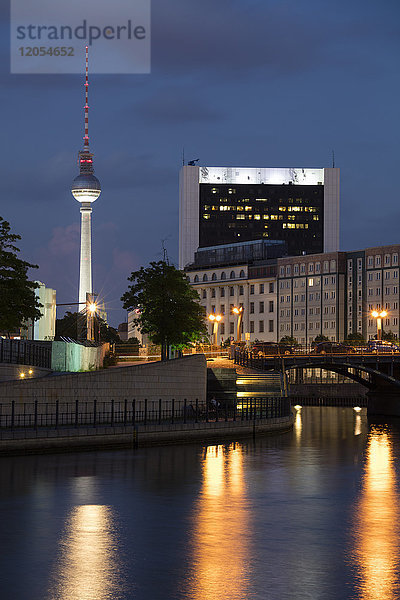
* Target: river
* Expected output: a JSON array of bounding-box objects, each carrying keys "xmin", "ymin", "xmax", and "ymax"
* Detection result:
[{"xmin": 1, "ymin": 406, "xmax": 400, "ymax": 600}]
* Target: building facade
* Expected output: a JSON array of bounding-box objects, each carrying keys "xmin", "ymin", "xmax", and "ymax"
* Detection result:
[
  {"xmin": 179, "ymin": 165, "xmax": 340, "ymax": 268},
  {"xmin": 276, "ymin": 252, "xmax": 346, "ymax": 345},
  {"xmin": 186, "ymin": 243, "xmax": 400, "ymax": 346},
  {"xmin": 187, "ymin": 263, "xmax": 278, "ymax": 345}
]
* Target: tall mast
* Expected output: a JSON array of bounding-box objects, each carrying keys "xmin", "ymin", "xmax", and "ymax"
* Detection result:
[
  {"xmin": 84, "ymin": 45, "xmax": 89, "ymax": 150},
  {"xmin": 71, "ymin": 47, "xmax": 101, "ymax": 310}
]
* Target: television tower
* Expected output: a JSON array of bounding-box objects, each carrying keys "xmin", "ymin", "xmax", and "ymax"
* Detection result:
[{"xmin": 71, "ymin": 46, "xmax": 101, "ymax": 308}]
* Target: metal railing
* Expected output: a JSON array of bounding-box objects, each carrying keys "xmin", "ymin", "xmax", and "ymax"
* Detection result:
[
  {"xmin": 0, "ymin": 397, "xmax": 292, "ymax": 430},
  {"xmin": 0, "ymin": 339, "xmax": 52, "ymax": 369}
]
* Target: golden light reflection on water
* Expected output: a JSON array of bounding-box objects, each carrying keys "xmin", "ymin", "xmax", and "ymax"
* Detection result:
[
  {"xmin": 294, "ymin": 407, "xmax": 302, "ymax": 444},
  {"xmin": 353, "ymin": 427, "xmax": 400, "ymax": 599},
  {"xmin": 47, "ymin": 504, "xmax": 120, "ymax": 600},
  {"xmin": 187, "ymin": 444, "xmax": 250, "ymax": 600}
]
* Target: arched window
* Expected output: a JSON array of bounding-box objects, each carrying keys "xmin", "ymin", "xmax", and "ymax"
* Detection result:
[
  {"xmin": 221, "ymin": 272, "xmax": 226, "ymax": 280},
  {"xmin": 239, "ymin": 269, "xmax": 245, "ymax": 278},
  {"xmin": 212, "ymin": 273, "xmax": 217, "ymax": 281},
  {"xmin": 230, "ymin": 271, "xmax": 236, "ymax": 279},
  {"xmin": 194, "ymin": 275, "xmax": 199, "ymax": 283},
  {"xmin": 203, "ymin": 274, "xmax": 208, "ymax": 282}
]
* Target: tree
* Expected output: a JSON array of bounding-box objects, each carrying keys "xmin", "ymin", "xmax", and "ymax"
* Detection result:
[
  {"xmin": 382, "ymin": 330, "xmax": 398, "ymax": 343},
  {"xmin": 345, "ymin": 332, "xmax": 365, "ymax": 346},
  {"xmin": 279, "ymin": 335, "xmax": 300, "ymax": 346},
  {"xmin": 55, "ymin": 311, "xmax": 120, "ymax": 343},
  {"xmin": 0, "ymin": 217, "xmax": 42, "ymax": 335},
  {"xmin": 121, "ymin": 261, "xmax": 207, "ymax": 361},
  {"xmin": 311, "ymin": 334, "xmax": 330, "ymax": 348}
]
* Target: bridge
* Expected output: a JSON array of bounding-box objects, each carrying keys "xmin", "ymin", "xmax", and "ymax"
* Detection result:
[{"xmin": 234, "ymin": 350, "xmax": 400, "ymax": 417}]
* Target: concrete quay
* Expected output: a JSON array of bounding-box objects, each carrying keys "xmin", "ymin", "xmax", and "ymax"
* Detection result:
[{"xmin": 0, "ymin": 415, "xmax": 294, "ymax": 455}]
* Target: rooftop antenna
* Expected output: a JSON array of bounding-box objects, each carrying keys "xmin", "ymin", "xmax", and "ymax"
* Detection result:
[
  {"xmin": 182, "ymin": 147, "xmax": 185, "ymax": 166},
  {"xmin": 84, "ymin": 45, "xmax": 89, "ymax": 150},
  {"xmin": 188, "ymin": 158, "xmax": 199, "ymax": 166},
  {"xmin": 161, "ymin": 239, "xmax": 169, "ymax": 264},
  {"xmin": 332, "ymin": 150, "xmax": 335, "ymax": 168}
]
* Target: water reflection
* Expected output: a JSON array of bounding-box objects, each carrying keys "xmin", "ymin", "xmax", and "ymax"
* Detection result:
[
  {"xmin": 187, "ymin": 444, "xmax": 250, "ymax": 600},
  {"xmin": 294, "ymin": 406, "xmax": 302, "ymax": 444},
  {"xmin": 47, "ymin": 504, "xmax": 121, "ymax": 600},
  {"xmin": 353, "ymin": 426, "xmax": 400, "ymax": 599}
]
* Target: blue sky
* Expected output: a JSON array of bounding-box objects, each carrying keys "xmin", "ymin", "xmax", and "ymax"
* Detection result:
[{"xmin": 0, "ymin": 0, "xmax": 399, "ymax": 326}]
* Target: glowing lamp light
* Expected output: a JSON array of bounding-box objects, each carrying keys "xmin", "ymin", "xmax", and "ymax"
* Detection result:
[
  {"xmin": 371, "ymin": 310, "xmax": 387, "ymax": 318},
  {"xmin": 28, "ymin": 369, "xmax": 33, "ymax": 375},
  {"xmin": 353, "ymin": 407, "xmax": 362, "ymax": 412},
  {"xmin": 208, "ymin": 314, "xmax": 222, "ymax": 322},
  {"xmin": 19, "ymin": 372, "xmax": 25, "ymax": 378},
  {"xmin": 88, "ymin": 302, "xmax": 97, "ymax": 314},
  {"xmin": 294, "ymin": 405, "xmax": 302, "ymax": 411}
]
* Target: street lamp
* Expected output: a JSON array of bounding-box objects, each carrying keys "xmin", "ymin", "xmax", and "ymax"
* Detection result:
[
  {"xmin": 208, "ymin": 313, "xmax": 222, "ymax": 346},
  {"xmin": 371, "ymin": 309, "xmax": 387, "ymax": 340},
  {"xmin": 232, "ymin": 306, "xmax": 244, "ymax": 343},
  {"xmin": 86, "ymin": 294, "xmax": 98, "ymax": 342}
]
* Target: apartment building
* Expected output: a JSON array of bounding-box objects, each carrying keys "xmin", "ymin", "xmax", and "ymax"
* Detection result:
[{"xmin": 277, "ymin": 252, "xmax": 346, "ymax": 345}]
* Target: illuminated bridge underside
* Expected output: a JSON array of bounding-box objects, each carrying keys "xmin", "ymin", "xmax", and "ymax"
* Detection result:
[
  {"xmin": 238, "ymin": 353, "xmax": 400, "ymax": 391},
  {"xmin": 287, "ymin": 361, "xmax": 400, "ymax": 391}
]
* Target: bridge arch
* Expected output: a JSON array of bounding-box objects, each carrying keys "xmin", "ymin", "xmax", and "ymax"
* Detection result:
[{"xmin": 285, "ymin": 361, "xmax": 400, "ymax": 391}]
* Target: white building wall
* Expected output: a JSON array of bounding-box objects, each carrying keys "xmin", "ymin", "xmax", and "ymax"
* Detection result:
[
  {"xmin": 34, "ymin": 282, "xmax": 56, "ymax": 341},
  {"xmin": 323, "ymin": 168, "xmax": 340, "ymax": 253},
  {"xmin": 187, "ymin": 265, "xmax": 278, "ymax": 345},
  {"xmin": 179, "ymin": 166, "xmax": 200, "ymax": 269}
]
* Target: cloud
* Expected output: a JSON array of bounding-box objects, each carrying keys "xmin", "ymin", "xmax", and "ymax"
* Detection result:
[
  {"xmin": 133, "ymin": 86, "xmax": 224, "ymax": 123},
  {"xmin": 48, "ymin": 223, "xmax": 80, "ymax": 257},
  {"xmin": 112, "ymin": 248, "xmax": 140, "ymax": 273}
]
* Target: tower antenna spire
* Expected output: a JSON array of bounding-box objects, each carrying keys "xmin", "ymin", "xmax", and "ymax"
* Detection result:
[
  {"xmin": 84, "ymin": 45, "xmax": 89, "ymax": 150},
  {"xmin": 71, "ymin": 47, "xmax": 101, "ymax": 311}
]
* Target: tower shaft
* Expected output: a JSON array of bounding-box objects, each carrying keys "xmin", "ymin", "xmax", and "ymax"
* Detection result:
[{"xmin": 79, "ymin": 203, "xmax": 92, "ymax": 307}]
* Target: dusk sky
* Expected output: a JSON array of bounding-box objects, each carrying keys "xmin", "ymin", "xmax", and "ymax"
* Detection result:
[{"xmin": 1, "ymin": 0, "xmax": 399, "ymax": 327}]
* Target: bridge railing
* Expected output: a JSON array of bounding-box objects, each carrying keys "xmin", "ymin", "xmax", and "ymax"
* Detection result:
[{"xmin": 0, "ymin": 396, "xmax": 292, "ymax": 430}]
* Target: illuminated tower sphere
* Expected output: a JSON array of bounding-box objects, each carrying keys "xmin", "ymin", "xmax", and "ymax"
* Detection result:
[{"xmin": 71, "ymin": 46, "xmax": 101, "ymax": 308}]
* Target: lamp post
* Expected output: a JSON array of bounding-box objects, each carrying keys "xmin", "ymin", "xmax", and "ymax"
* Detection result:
[
  {"xmin": 208, "ymin": 314, "xmax": 222, "ymax": 347},
  {"xmin": 371, "ymin": 309, "xmax": 387, "ymax": 340},
  {"xmin": 86, "ymin": 293, "xmax": 98, "ymax": 342},
  {"xmin": 232, "ymin": 306, "xmax": 244, "ymax": 343}
]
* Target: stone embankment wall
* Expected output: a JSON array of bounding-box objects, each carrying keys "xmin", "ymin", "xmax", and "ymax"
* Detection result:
[
  {"xmin": 0, "ymin": 354, "xmax": 207, "ymax": 404},
  {"xmin": 290, "ymin": 382, "xmax": 367, "ymax": 398}
]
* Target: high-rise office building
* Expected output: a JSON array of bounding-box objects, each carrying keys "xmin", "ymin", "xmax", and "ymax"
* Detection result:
[{"xmin": 179, "ymin": 165, "xmax": 339, "ymax": 268}]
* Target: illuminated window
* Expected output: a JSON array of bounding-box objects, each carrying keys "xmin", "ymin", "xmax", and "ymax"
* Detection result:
[
  {"xmin": 270, "ymin": 215, "xmax": 278, "ymax": 220},
  {"xmin": 236, "ymin": 215, "xmax": 245, "ymax": 220},
  {"xmin": 203, "ymin": 214, "xmax": 210, "ymax": 219},
  {"xmin": 254, "ymin": 214, "xmax": 261, "ymax": 220},
  {"xmin": 309, "ymin": 278, "xmax": 314, "ymax": 286},
  {"xmin": 263, "ymin": 215, "xmax": 269, "ymax": 220},
  {"xmin": 245, "ymin": 206, "xmax": 252, "ymax": 211}
]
